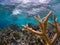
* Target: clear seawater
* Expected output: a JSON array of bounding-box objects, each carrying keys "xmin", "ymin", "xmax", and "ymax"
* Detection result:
[{"xmin": 0, "ymin": 0, "xmax": 60, "ymax": 28}]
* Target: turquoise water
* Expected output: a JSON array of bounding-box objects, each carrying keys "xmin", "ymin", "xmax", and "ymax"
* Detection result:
[
  {"xmin": 0, "ymin": 5, "xmax": 38, "ymax": 28},
  {"xmin": 0, "ymin": 0, "xmax": 60, "ymax": 28}
]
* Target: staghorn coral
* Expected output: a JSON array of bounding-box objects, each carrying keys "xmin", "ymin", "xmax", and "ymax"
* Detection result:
[{"xmin": 22, "ymin": 11, "xmax": 60, "ymax": 45}]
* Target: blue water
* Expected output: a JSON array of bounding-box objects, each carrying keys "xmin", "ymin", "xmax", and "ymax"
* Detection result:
[
  {"xmin": 0, "ymin": 0, "xmax": 60, "ymax": 28},
  {"xmin": 0, "ymin": 5, "xmax": 38, "ymax": 28}
]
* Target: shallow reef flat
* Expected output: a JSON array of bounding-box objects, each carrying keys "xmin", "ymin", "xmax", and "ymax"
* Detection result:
[{"xmin": 0, "ymin": 22, "xmax": 60, "ymax": 45}]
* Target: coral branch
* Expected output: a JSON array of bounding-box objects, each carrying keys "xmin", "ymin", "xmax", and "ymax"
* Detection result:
[
  {"xmin": 54, "ymin": 17, "xmax": 60, "ymax": 34},
  {"xmin": 34, "ymin": 16, "xmax": 43, "ymax": 30},
  {"xmin": 48, "ymin": 22, "xmax": 55, "ymax": 27},
  {"xmin": 43, "ymin": 34, "xmax": 51, "ymax": 45},
  {"xmin": 51, "ymin": 33, "xmax": 58, "ymax": 45},
  {"xmin": 44, "ymin": 11, "xmax": 52, "ymax": 23},
  {"xmin": 43, "ymin": 11, "xmax": 52, "ymax": 33},
  {"xmin": 22, "ymin": 26, "xmax": 43, "ymax": 36}
]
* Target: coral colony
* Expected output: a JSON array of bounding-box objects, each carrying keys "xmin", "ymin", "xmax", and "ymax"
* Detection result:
[{"xmin": 22, "ymin": 11, "xmax": 60, "ymax": 45}]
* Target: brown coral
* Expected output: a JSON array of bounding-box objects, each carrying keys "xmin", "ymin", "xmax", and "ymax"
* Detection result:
[{"xmin": 22, "ymin": 11, "xmax": 60, "ymax": 45}]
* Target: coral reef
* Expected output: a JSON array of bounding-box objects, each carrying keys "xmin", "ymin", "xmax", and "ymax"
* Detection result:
[
  {"xmin": 0, "ymin": 22, "xmax": 60, "ymax": 45},
  {"xmin": 0, "ymin": 25, "xmax": 45, "ymax": 45},
  {"xmin": 0, "ymin": 11, "xmax": 60, "ymax": 45}
]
